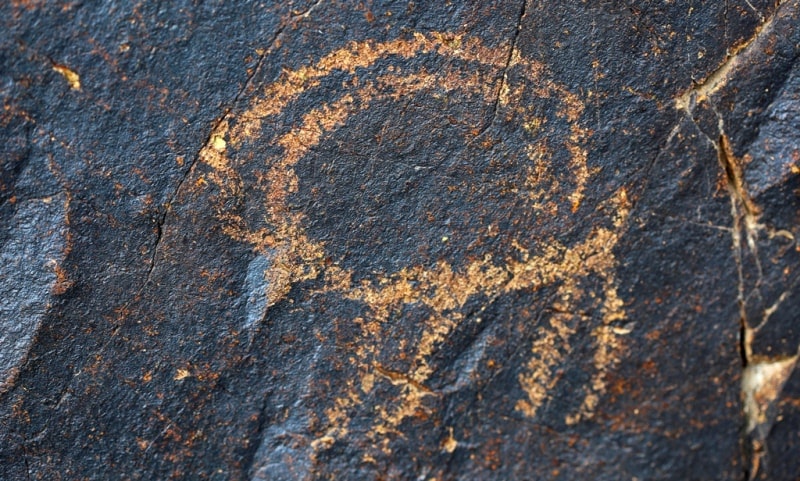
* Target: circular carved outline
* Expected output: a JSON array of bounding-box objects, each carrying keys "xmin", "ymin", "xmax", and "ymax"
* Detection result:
[{"xmin": 196, "ymin": 32, "xmax": 631, "ymax": 455}]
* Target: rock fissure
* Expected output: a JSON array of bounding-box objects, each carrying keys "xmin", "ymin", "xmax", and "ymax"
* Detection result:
[
  {"xmin": 675, "ymin": 0, "xmax": 787, "ymax": 112},
  {"xmin": 678, "ymin": 98, "xmax": 776, "ymax": 480},
  {"xmin": 471, "ymin": 0, "xmax": 527, "ymax": 142},
  {"xmin": 139, "ymin": 20, "xmax": 292, "ymax": 293}
]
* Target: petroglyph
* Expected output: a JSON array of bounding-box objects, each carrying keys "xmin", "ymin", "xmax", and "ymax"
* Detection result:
[{"xmin": 195, "ymin": 32, "xmax": 631, "ymax": 455}]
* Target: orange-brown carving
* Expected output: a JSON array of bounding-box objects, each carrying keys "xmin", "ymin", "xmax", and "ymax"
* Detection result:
[{"xmin": 196, "ymin": 32, "xmax": 631, "ymax": 454}]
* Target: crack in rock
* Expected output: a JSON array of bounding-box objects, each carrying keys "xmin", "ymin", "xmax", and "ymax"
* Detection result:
[
  {"xmin": 675, "ymin": 0, "xmax": 788, "ymax": 112},
  {"xmin": 671, "ymin": 8, "xmax": 799, "ymax": 470}
]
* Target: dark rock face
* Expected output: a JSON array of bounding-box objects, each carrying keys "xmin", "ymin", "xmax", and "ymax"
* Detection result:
[{"xmin": 1, "ymin": 1, "xmax": 799, "ymax": 479}]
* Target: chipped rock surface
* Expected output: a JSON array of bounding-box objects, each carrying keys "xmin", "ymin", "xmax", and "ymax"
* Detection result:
[{"xmin": 1, "ymin": 1, "xmax": 799, "ymax": 480}]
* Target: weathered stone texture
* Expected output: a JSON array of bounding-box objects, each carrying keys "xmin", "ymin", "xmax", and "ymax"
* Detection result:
[{"xmin": 1, "ymin": 1, "xmax": 799, "ymax": 479}]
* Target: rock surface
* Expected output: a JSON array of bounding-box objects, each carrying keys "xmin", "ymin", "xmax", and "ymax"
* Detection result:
[{"xmin": 1, "ymin": 1, "xmax": 799, "ymax": 479}]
